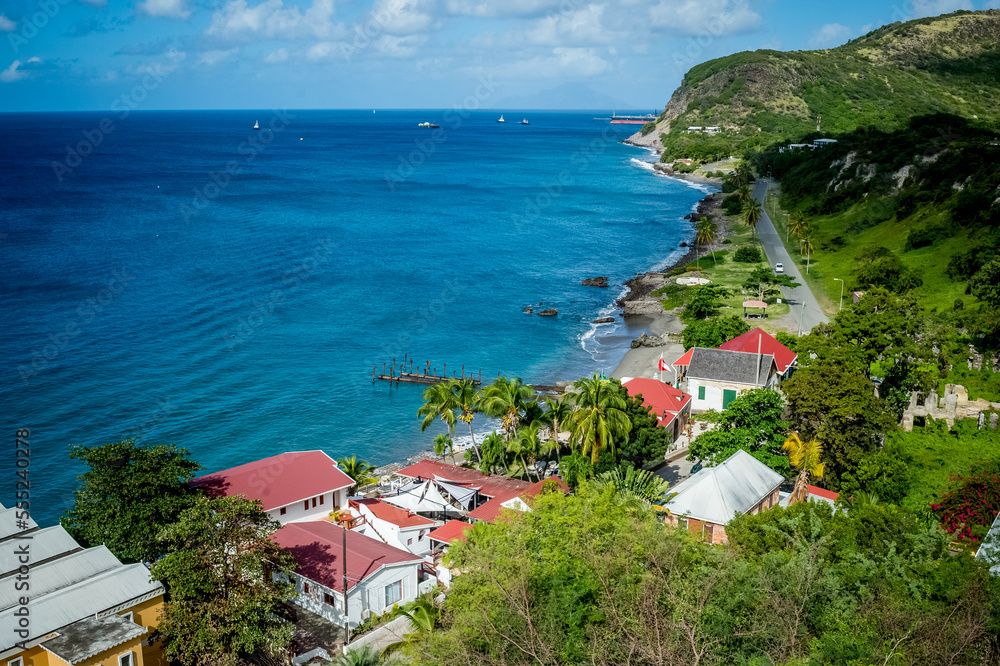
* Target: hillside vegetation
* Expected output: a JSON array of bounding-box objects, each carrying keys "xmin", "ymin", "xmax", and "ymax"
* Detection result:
[{"xmin": 632, "ymin": 10, "xmax": 1000, "ymax": 161}]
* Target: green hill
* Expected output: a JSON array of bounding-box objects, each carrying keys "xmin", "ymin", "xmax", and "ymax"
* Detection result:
[{"xmin": 632, "ymin": 10, "xmax": 1000, "ymax": 161}]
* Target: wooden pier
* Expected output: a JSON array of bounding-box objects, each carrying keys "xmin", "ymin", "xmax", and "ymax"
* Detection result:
[{"xmin": 374, "ymin": 355, "xmax": 484, "ymax": 386}]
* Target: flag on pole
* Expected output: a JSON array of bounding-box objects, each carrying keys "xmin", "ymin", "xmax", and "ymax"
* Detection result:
[{"xmin": 658, "ymin": 354, "xmax": 667, "ymax": 371}]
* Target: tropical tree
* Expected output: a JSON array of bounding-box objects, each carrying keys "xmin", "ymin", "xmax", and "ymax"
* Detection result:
[
  {"xmin": 801, "ymin": 236, "xmax": 814, "ymax": 274},
  {"xmin": 783, "ymin": 433, "xmax": 825, "ymax": 505},
  {"xmin": 694, "ymin": 216, "xmax": 718, "ymax": 269},
  {"xmin": 478, "ymin": 430, "xmax": 510, "ymax": 476},
  {"xmin": 329, "ymin": 645, "xmax": 384, "ymax": 666},
  {"xmin": 734, "ymin": 160, "xmax": 754, "ymax": 186},
  {"xmin": 541, "ymin": 396, "xmax": 573, "ymax": 463},
  {"xmin": 789, "ymin": 211, "xmax": 810, "ymax": 239},
  {"xmin": 418, "ymin": 380, "xmax": 481, "ymax": 463},
  {"xmin": 433, "ymin": 434, "xmax": 454, "ymax": 458},
  {"xmin": 735, "ymin": 184, "xmax": 754, "ymax": 206},
  {"xmin": 742, "ymin": 199, "xmax": 763, "ymax": 245},
  {"xmin": 451, "ymin": 379, "xmax": 482, "ymax": 463},
  {"xmin": 510, "ymin": 421, "xmax": 543, "ymax": 481},
  {"xmin": 337, "ymin": 455, "xmax": 377, "ymax": 492},
  {"xmin": 477, "ymin": 376, "xmax": 535, "ymax": 440},
  {"xmin": 593, "ymin": 466, "xmax": 672, "ymax": 505},
  {"xmin": 567, "ymin": 374, "xmax": 632, "ymax": 464}
]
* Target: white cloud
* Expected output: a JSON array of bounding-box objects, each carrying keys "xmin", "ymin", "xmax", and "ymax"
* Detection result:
[
  {"xmin": 810, "ymin": 23, "xmax": 852, "ymax": 47},
  {"xmin": 908, "ymin": 0, "xmax": 974, "ymax": 17},
  {"xmin": 264, "ymin": 47, "xmax": 289, "ymax": 62},
  {"xmin": 139, "ymin": 0, "xmax": 191, "ymax": 19},
  {"xmin": 524, "ymin": 4, "xmax": 621, "ymax": 46},
  {"xmin": 648, "ymin": 0, "xmax": 761, "ymax": 35},
  {"xmin": 505, "ymin": 46, "xmax": 613, "ymax": 79},
  {"xmin": 373, "ymin": 33, "xmax": 428, "ymax": 57},
  {"xmin": 0, "ymin": 60, "xmax": 28, "ymax": 82},
  {"xmin": 0, "ymin": 14, "xmax": 16, "ymax": 31},
  {"xmin": 199, "ymin": 48, "xmax": 238, "ymax": 65},
  {"xmin": 27, "ymin": 56, "xmax": 41, "ymax": 63},
  {"xmin": 368, "ymin": 0, "xmax": 436, "ymax": 35},
  {"xmin": 444, "ymin": 0, "xmax": 565, "ymax": 18},
  {"xmin": 207, "ymin": 0, "xmax": 342, "ymax": 40}
]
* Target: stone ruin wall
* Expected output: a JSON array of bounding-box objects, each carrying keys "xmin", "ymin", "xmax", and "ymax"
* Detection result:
[{"xmin": 901, "ymin": 384, "xmax": 1000, "ymax": 432}]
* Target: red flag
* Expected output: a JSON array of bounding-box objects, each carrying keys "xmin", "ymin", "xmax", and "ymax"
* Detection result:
[{"xmin": 658, "ymin": 357, "xmax": 668, "ymax": 371}]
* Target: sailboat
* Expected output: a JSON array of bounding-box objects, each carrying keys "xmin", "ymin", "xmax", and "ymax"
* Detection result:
[
  {"xmin": 497, "ymin": 115, "xmax": 506, "ymax": 123},
  {"xmin": 253, "ymin": 120, "xmax": 260, "ymax": 130},
  {"xmin": 520, "ymin": 118, "xmax": 529, "ymax": 125}
]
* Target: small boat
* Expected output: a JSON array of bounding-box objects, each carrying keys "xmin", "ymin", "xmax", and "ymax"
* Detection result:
[
  {"xmin": 417, "ymin": 122, "xmax": 440, "ymax": 128},
  {"xmin": 497, "ymin": 115, "xmax": 506, "ymax": 123},
  {"xmin": 520, "ymin": 119, "xmax": 529, "ymax": 125},
  {"xmin": 253, "ymin": 120, "xmax": 260, "ymax": 130}
]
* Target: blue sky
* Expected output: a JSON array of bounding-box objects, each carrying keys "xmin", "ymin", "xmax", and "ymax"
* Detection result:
[{"xmin": 1, "ymin": 0, "xmax": 996, "ymax": 110}]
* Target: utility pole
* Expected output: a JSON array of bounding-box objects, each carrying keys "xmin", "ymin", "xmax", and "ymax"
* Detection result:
[
  {"xmin": 342, "ymin": 525, "xmax": 351, "ymax": 645},
  {"xmin": 834, "ymin": 278, "xmax": 844, "ymax": 312}
]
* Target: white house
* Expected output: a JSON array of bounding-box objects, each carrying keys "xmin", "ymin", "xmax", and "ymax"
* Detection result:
[
  {"xmin": 350, "ymin": 498, "xmax": 439, "ymax": 558},
  {"xmin": 813, "ymin": 138, "xmax": 838, "ymax": 147},
  {"xmin": 673, "ymin": 347, "xmax": 778, "ymax": 412},
  {"xmin": 272, "ymin": 521, "xmax": 423, "ymax": 628},
  {"xmin": 426, "ymin": 520, "xmax": 474, "ymax": 587},
  {"xmin": 191, "ymin": 450, "xmax": 354, "ymax": 525}
]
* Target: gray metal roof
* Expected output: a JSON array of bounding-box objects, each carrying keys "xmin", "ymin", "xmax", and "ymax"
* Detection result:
[
  {"xmin": 686, "ymin": 348, "xmax": 776, "ymax": 386},
  {"xmin": 0, "ymin": 506, "xmax": 38, "ymax": 541},
  {"xmin": 0, "ymin": 545, "xmax": 122, "ymax": 612},
  {"xmin": 975, "ymin": 511, "xmax": 1000, "ymax": 576},
  {"xmin": 0, "ymin": 563, "xmax": 163, "ymax": 650},
  {"xmin": 665, "ymin": 450, "xmax": 784, "ymax": 525},
  {"xmin": 0, "ymin": 525, "xmax": 81, "ymax": 578},
  {"xmin": 41, "ymin": 614, "xmax": 146, "ymax": 664}
]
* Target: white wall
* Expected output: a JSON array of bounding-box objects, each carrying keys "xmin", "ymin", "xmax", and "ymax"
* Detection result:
[
  {"xmin": 354, "ymin": 505, "xmax": 435, "ymax": 558},
  {"xmin": 267, "ymin": 488, "xmax": 349, "ymax": 525},
  {"xmin": 286, "ymin": 560, "xmax": 420, "ymax": 627},
  {"xmin": 688, "ymin": 374, "xmax": 777, "ymax": 412}
]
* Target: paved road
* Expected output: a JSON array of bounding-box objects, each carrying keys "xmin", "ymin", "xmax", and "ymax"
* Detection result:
[{"xmin": 753, "ymin": 179, "xmax": 829, "ymax": 334}]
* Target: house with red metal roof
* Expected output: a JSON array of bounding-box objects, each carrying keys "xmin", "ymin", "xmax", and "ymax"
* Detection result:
[
  {"xmin": 466, "ymin": 477, "xmax": 570, "ymax": 524},
  {"xmin": 191, "ymin": 451, "xmax": 354, "ymax": 525},
  {"xmin": 622, "ymin": 377, "xmax": 693, "ymax": 443},
  {"xmin": 718, "ymin": 328, "xmax": 797, "ymax": 378},
  {"xmin": 350, "ymin": 498, "xmax": 439, "ymax": 558},
  {"xmin": 393, "ymin": 460, "xmax": 537, "ymax": 516},
  {"xmin": 426, "ymin": 520, "xmax": 475, "ymax": 588},
  {"xmin": 272, "ymin": 521, "xmax": 423, "ymax": 628},
  {"xmin": 672, "ymin": 347, "xmax": 779, "ymax": 412}
]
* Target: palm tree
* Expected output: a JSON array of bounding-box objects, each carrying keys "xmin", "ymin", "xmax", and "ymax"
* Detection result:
[
  {"xmin": 476, "ymin": 376, "xmax": 535, "ymax": 440},
  {"xmin": 800, "ymin": 236, "xmax": 814, "ymax": 274},
  {"xmin": 541, "ymin": 396, "xmax": 573, "ymax": 464},
  {"xmin": 735, "ymin": 184, "xmax": 753, "ymax": 206},
  {"xmin": 694, "ymin": 216, "xmax": 719, "ymax": 269},
  {"xmin": 451, "ymin": 379, "xmax": 482, "ymax": 463},
  {"xmin": 433, "ymin": 433, "xmax": 453, "ymax": 458},
  {"xmin": 789, "ymin": 211, "xmax": 809, "ymax": 239},
  {"xmin": 567, "ymin": 373, "xmax": 632, "ymax": 464},
  {"xmin": 511, "ymin": 421, "xmax": 543, "ymax": 481},
  {"xmin": 734, "ymin": 161, "xmax": 754, "ymax": 187},
  {"xmin": 337, "ymin": 455, "xmax": 376, "ymax": 493},
  {"xmin": 329, "ymin": 645, "xmax": 383, "ymax": 666},
  {"xmin": 594, "ymin": 466, "xmax": 672, "ymax": 505},
  {"xmin": 479, "ymin": 430, "xmax": 510, "ymax": 475},
  {"xmin": 742, "ymin": 199, "xmax": 763, "ymax": 245},
  {"xmin": 782, "ymin": 433, "xmax": 825, "ymax": 505}
]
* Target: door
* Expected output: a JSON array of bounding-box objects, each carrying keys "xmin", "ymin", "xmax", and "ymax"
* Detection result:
[{"xmin": 722, "ymin": 389, "xmax": 737, "ymax": 409}]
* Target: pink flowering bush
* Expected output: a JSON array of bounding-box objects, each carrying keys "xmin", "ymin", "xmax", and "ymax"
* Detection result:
[{"xmin": 931, "ymin": 471, "xmax": 1000, "ymax": 543}]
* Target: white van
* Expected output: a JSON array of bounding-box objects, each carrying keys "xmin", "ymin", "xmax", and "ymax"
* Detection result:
[{"xmin": 774, "ymin": 263, "xmax": 784, "ymax": 274}]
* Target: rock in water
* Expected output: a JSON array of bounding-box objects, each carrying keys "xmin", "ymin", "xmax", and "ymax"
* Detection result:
[
  {"xmin": 593, "ymin": 317, "xmax": 615, "ymax": 324},
  {"xmin": 581, "ymin": 276, "xmax": 610, "ymax": 287},
  {"xmin": 538, "ymin": 309, "xmax": 558, "ymax": 316}
]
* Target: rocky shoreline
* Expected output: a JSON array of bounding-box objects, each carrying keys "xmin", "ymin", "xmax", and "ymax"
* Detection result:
[{"xmin": 616, "ymin": 192, "xmax": 725, "ymax": 317}]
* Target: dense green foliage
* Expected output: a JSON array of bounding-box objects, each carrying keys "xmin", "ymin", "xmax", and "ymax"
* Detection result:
[
  {"xmin": 933, "ymin": 469, "xmax": 1000, "ymax": 543},
  {"xmin": 732, "ymin": 244, "xmax": 762, "ymax": 262},
  {"xmin": 681, "ymin": 315, "xmax": 749, "ymax": 350},
  {"xmin": 150, "ymin": 495, "xmax": 296, "ymax": 665},
  {"xmin": 614, "ymin": 388, "xmax": 671, "ymax": 469},
  {"xmin": 406, "ymin": 487, "xmax": 1000, "ymax": 665},
  {"xmin": 687, "ymin": 389, "xmax": 791, "ymax": 474},
  {"xmin": 61, "ymin": 439, "xmax": 202, "ymax": 564}
]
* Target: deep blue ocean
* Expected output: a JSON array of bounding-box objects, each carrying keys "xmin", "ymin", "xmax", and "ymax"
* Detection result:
[{"xmin": 0, "ymin": 110, "xmax": 708, "ymax": 525}]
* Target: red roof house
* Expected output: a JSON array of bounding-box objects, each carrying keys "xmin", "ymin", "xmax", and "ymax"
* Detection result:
[
  {"xmin": 623, "ymin": 378, "xmax": 693, "ymax": 432},
  {"xmin": 350, "ymin": 498, "xmax": 438, "ymax": 558},
  {"xmin": 191, "ymin": 451, "xmax": 354, "ymax": 524},
  {"xmin": 718, "ymin": 328, "xmax": 797, "ymax": 376},
  {"xmin": 397, "ymin": 459, "xmax": 535, "ymax": 501},
  {"xmin": 427, "ymin": 520, "xmax": 473, "ymax": 546},
  {"xmin": 272, "ymin": 521, "xmax": 422, "ymax": 627},
  {"xmin": 466, "ymin": 476, "xmax": 570, "ymax": 524}
]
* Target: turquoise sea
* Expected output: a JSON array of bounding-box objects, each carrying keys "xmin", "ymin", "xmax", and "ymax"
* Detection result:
[{"xmin": 0, "ymin": 110, "xmax": 709, "ymax": 525}]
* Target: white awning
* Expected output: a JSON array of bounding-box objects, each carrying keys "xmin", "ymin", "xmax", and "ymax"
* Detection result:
[
  {"xmin": 382, "ymin": 480, "xmax": 464, "ymax": 516},
  {"xmin": 435, "ymin": 478, "xmax": 479, "ymax": 510}
]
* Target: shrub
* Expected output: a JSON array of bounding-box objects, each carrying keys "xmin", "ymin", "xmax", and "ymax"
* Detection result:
[
  {"xmin": 682, "ymin": 316, "xmax": 750, "ymax": 350},
  {"xmin": 932, "ymin": 470, "xmax": 1000, "ymax": 544},
  {"xmin": 734, "ymin": 245, "xmax": 763, "ymax": 263},
  {"xmin": 722, "ymin": 193, "xmax": 742, "ymax": 214},
  {"xmin": 904, "ymin": 223, "xmax": 952, "ymax": 251}
]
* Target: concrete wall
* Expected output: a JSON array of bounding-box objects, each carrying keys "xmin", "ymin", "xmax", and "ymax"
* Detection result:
[
  {"xmin": 354, "ymin": 507, "xmax": 435, "ymax": 558},
  {"xmin": 288, "ymin": 561, "xmax": 420, "ymax": 628},
  {"xmin": 267, "ymin": 488, "xmax": 349, "ymax": 525}
]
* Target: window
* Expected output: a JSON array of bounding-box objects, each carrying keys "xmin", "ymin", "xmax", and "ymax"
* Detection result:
[
  {"xmin": 9, "ymin": 658, "xmax": 24, "ymax": 666},
  {"xmin": 703, "ymin": 524, "xmax": 715, "ymax": 543},
  {"xmin": 319, "ymin": 494, "xmax": 324, "ymax": 505},
  {"xmin": 303, "ymin": 581, "xmax": 310, "ymax": 594},
  {"xmin": 280, "ymin": 507, "xmax": 287, "ymax": 516},
  {"xmin": 304, "ymin": 500, "xmax": 309, "ymax": 511},
  {"xmin": 677, "ymin": 517, "xmax": 689, "ymax": 532},
  {"xmin": 120, "ymin": 611, "xmax": 134, "ymax": 623},
  {"xmin": 697, "ymin": 385, "xmax": 706, "ymax": 400},
  {"xmin": 384, "ymin": 580, "xmax": 402, "ymax": 606},
  {"xmin": 312, "ymin": 497, "xmax": 317, "ymax": 508},
  {"xmin": 323, "ymin": 592, "xmax": 336, "ymax": 606},
  {"xmin": 118, "ymin": 653, "xmax": 134, "ymax": 666},
  {"xmin": 407, "ymin": 538, "xmax": 413, "ymax": 545}
]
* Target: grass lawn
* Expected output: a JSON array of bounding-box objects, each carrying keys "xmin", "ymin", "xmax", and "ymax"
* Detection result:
[
  {"xmin": 893, "ymin": 418, "xmax": 1000, "ymax": 512},
  {"xmin": 660, "ymin": 214, "xmax": 792, "ymax": 326}
]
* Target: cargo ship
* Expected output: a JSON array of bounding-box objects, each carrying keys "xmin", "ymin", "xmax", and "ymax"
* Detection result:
[{"xmin": 609, "ymin": 113, "xmax": 657, "ymax": 125}]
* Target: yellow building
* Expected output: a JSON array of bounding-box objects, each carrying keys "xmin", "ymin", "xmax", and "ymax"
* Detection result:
[{"xmin": 0, "ymin": 504, "xmax": 166, "ymax": 666}]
